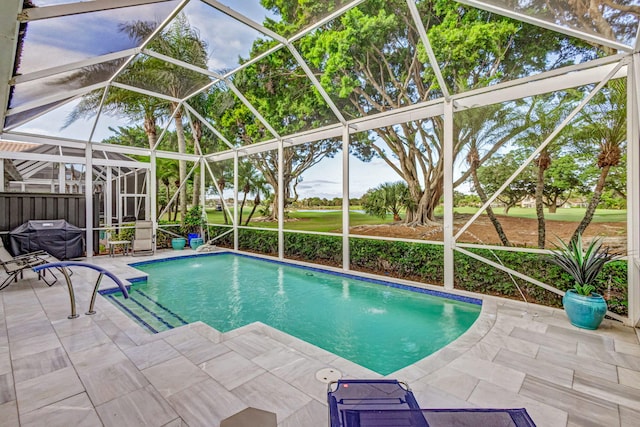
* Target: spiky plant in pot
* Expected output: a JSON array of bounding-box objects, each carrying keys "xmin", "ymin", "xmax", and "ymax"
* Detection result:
[{"xmin": 549, "ymin": 234, "xmax": 622, "ymax": 329}]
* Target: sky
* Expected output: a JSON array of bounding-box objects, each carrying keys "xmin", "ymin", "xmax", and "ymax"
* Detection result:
[
  {"xmin": 13, "ymin": 0, "xmax": 410, "ymax": 199},
  {"xmin": 10, "ymin": 0, "xmax": 636, "ymax": 203},
  {"xmin": 298, "ymin": 155, "xmax": 404, "ymax": 199}
]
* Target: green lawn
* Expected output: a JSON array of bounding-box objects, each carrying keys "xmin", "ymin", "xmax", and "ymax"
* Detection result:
[
  {"xmin": 203, "ymin": 205, "xmax": 626, "ymax": 233},
  {"xmin": 205, "ymin": 207, "xmax": 394, "ymax": 232},
  {"xmin": 450, "ymin": 207, "xmax": 627, "ymax": 223}
]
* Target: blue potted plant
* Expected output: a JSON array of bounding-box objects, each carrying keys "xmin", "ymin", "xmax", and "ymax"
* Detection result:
[
  {"xmin": 549, "ymin": 234, "xmax": 621, "ymax": 330},
  {"xmin": 171, "ymin": 237, "xmax": 186, "ymax": 250}
]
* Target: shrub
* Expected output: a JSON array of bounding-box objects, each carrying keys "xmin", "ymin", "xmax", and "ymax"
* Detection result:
[{"xmin": 203, "ymin": 229, "xmax": 628, "ymax": 315}]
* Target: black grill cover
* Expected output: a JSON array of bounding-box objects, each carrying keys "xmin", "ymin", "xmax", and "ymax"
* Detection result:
[{"xmin": 9, "ymin": 219, "xmax": 84, "ymax": 260}]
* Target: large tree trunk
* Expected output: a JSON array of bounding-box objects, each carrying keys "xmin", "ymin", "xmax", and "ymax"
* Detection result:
[
  {"xmin": 173, "ymin": 106, "xmax": 188, "ymax": 222},
  {"xmin": 571, "ymin": 165, "xmax": 610, "ymax": 242},
  {"xmin": 467, "ymin": 145, "xmax": 510, "ymax": 246},
  {"xmin": 143, "ymin": 114, "xmax": 159, "ymax": 217},
  {"xmin": 268, "ymin": 178, "xmax": 292, "ymax": 221},
  {"xmin": 245, "ymin": 194, "xmax": 261, "ymax": 226},
  {"xmin": 191, "ymin": 122, "xmax": 203, "ymax": 207},
  {"xmin": 144, "ymin": 115, "xmax": 157, "ymax": 149},
  {"xmin": 271, "ymin": 193, "xmax": 280, "ymax": 222},
  {"xmin": 192, "ymin": 172, "xmax": 200, "ymax": 207},
  {"xmin": 375, "ymin": 123, "xmax": 441, "ymax": 226},
  {"xmin": 471, "ymin": 168, "xmax": 511, "ymax": 246},
  {"xmin": 535, "ymin": 150, "xmax": 550, "ymax": 249},
  {"xmin": 404, "ymin": 180, "xmax": 441, "ymax": 225},
  {"xmin": 239, "ymin": 186, "xmax": 249, "ymax": 225}
]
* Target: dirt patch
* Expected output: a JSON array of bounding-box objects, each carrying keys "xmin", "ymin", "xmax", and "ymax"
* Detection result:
[{"xmin": 349, "ymin": 214, "xmax": 627, "ymax": 250}]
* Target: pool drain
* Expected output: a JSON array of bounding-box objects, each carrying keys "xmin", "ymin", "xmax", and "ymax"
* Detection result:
[{"xmin": 315, "ymin": 368, "xmax": 342, "ymax": 383}]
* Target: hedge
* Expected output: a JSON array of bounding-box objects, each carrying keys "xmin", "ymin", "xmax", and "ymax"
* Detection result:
[{"xmin": 206, "ymin": 228, "xmax": 628, "ymax": 316}]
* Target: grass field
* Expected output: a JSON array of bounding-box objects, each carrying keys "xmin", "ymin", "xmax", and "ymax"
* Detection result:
[
  {"xmin": 450, "ymin": 207, "xmax": 627, "ymax": 223},
  {"xmin": 205, "ymin": 208, "xmax": 393, "ymax": 232},
  {"xmin": 204, "ymin": 206, "xmax": 626, "ymax": 233}
]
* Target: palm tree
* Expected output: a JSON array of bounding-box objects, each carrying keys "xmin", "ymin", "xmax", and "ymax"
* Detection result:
[
  {"xmin": 63, "ymin": 73, "xmax": 167, "ymax": 150},
  {"xmin": 237, "ymin": 160, "xmax": 268, "ymax": 225},
  {"xmin": 362, "ymin": 182, "xmax": 413, "ymax": 222},
  {"xmin": 123, "ymin": 15, "xmax": 210, "ymax": 221},
  {"xmin": 65, "ymin": 15, "xmax": 211, "ymax": 221},
  {"xmin": 571, "ymin": 79, "xmax": 626, "ymax": 242},
  {"xmin": 525, "ymin": 94, "xmax": 575, "ymax": 249},
  {"xmin": 156, "ymin": 158, "xmax": 179, "ymax": 219},
  {"xmin": 458, "ymin": 94, "xmax": 533, "ymax": 246},
  {"xmin": 245, "ymin": 182, "xmax": 271, "ymax": 226},
  {"xmin": 186, "ymin": 92, "xmax": 231, "ymax": 206},
  {"xmin": 61, "ymin": 20, "xmax": 169, "ymax": 149},
  {"xmin": 207, "ymin": 160, "xmax": 233, "ymax": 224}
]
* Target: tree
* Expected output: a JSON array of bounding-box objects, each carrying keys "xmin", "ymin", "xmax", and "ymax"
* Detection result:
[
  {"xmin": 257, "ymin": 0, "xmax": 599, "ymax": 225},
  {"xmin": 204, "ymin": 54, "xmax": 346, "ymax": 220},
  {"xmin": 606, "ymin": 153, "xmax": 627, "ymax": 200},
  {"xmin": 453, "ymin": 191, "xmax": 481, "ymax": 207},
  {"xmin": 244, "ymin": 183, "xmax": 272, "ymax": 226},
  {"xmin": 64, "ymin": 15, "xmax": 210, "ymax": 221},
  {"xmin": 63, "ymin": 70, "xmax": 168, "ymax": 150},
  {"xmin": 475, "ymin": 151, "xmax": 533, "ymax": 214},
  {"xmin": 460, "ymin": 99, "xmax": 535, "ymax": 246},
  {"xmin": 501, "ymin": 0, "xmax": 640, "ymax": 53},
  {"xmin": 252, "ymin": 142, "xmax": 343, "ymax": 219},
  {"xmin": 207, "ymin": 160, "xmax": 233, "ymax": 224},
  {"xmin": 127, "ymin": 15, "xmax": 210, "ymax": 221},
  {"xmin": 102, "ymin": 125, "xmax": 182, "ymax": 218},
  {"xmin": 542, "ymin": 155, "xmax": 584, "ymax": 213},
  {"xmin": 237, "ymin": 159, "xmax": 269, "ymax": 225},
  {"xmin": 362, "ymin": 182, "xmax": 413, "ymax": 221},
  {"xmin": 204, "ymin": 38, "xmax": 347, "ymax": 220},
  {"xmin": 570, "ymin": 79, "xmax": 627, "ymax": 242},
  {"xmin": 511, "ymin": 91, "xmax": 581, "ymax": 248},
  {"xmin": 157, "ymin": 158, "xmax": 180, "ymax": 220}
]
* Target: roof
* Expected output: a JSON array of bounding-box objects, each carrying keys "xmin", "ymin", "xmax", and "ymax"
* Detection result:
[{"xmin": 0, "ymin": 139, "xmax": 139, "ymax": 184}]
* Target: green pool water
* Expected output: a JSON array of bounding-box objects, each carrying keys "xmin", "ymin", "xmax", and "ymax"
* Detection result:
[{"xmin": 107, "ymin": 253, "xmax": 481, "ymax": 375}]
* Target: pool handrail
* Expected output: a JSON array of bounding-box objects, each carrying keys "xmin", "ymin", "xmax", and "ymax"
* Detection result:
[{"xmin": 33, "ymin": 261, "xmax": 129, "ymax": 319}]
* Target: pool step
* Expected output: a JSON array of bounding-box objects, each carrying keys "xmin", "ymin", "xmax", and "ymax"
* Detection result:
[{"xmin": 106, "ymin": 291, "xmax": 188, "ymax": 333}]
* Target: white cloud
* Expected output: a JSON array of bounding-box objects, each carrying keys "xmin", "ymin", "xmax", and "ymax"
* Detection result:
[
  {"xmin": 12, "ymin": 98, "xmax": 90, "ymax": 137},
  {"xmin": 216, "ymin": 0, "xmax": 277, "ymax": 25},
  {"xmin": 296, "ymin": 154, "xmax": 403, "ymax": 199},
  {"xmin": 186, "ymin": 3, "xmax": 266, "ymax": 72},
  {"xmin": 18, "ymin": 40, "xmax": 88, "ymax": 74}
]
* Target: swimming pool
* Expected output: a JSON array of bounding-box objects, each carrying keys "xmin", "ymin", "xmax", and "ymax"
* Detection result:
[{"xmin": 103, "ymin": 252, "xmax": 481, "ymax": 375}]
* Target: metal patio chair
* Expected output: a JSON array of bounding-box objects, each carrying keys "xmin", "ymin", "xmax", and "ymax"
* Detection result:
[
  {"xmin": 0, "ymin": 238, "xmax": 57, "ymax": 290},
  {"xmin": 131, "ymin": 221, "xmax": 155, "ymax": 256}
]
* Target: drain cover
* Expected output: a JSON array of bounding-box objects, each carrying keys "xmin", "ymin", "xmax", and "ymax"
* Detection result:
[{"xmin": 315, "ymin": 368, "xmax": 342, "ymax": 383}]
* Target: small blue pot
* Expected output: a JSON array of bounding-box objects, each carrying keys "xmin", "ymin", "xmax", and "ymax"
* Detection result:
[
  {"xmin": 171, "ymin": 238, "xmax": 186, "ymax": 250},
  {"xmin": 562, "ymin": 289, "xmax": 607, "ymax": 330}
]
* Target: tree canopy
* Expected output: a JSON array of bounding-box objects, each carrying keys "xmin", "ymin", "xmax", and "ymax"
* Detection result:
[{"xmin": 204, "ymin": 0, "xmax": 602, "ymax": 225}]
